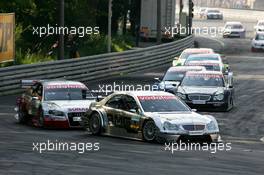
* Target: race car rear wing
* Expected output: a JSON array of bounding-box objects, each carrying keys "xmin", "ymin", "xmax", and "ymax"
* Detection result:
[{"xmin": 21, "ymin": 80, "xmax": 44, "ymax": 89}]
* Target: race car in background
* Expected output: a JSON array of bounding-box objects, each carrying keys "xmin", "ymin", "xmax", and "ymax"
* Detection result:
[
  {"xmin": 83, "ymin": 91, "xmax": 221, "ymax": 143},
  {"xmin": 251, "ymin": 32, "xmax": 264, "ymax": 52},
  {"xmin": 154, "ymin": 66, "xmax": 206, "ymax": 94},
  {"xmin": 198, "ymin": 8, "xmax": 207, "ymax": 18},
  {"xmin": 172, "ymin": 48, "xmax": 214, "ymax": 66},
  {"xmin": 184, "ymin": 54, "xmax": 230, "ymax": 74},
  {"xmin": 15, "ymin": 80, "xmax": 95, "ymax": 128},
  {"xmin": 205, "ymin": 9, "xmax": 223, "ymax": 20},
  {"xmin": 176, "ymin": 71, "xmax": 234, "ymax": 111},
  {"xmin": 185, "ymin": 60, "xmax": 224, "ymax": 73},
  {"xmin": 254, "ymin": 20, "xmax": 264, "ymax": 33},
  {"xmin": 223, "ymin": 22, "xmax": 246, "ymax": 38}
]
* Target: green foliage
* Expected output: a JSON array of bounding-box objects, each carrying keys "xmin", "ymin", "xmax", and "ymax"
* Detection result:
[
  {"xmin": 0, "ymin": 0, "xmax": 139, "ymax": 67},
  {"xmin": 79, "ymin": 35, "xmax": 134, "ymax": 56},
  {"xmin": 15, "ymin": 49, "xmax": 55, "ymax": 65}
]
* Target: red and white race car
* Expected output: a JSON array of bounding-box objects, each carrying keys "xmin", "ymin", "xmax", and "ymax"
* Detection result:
[{"xmin": 15, "ymin": 80, "xmax": 95, "ymax": 128}]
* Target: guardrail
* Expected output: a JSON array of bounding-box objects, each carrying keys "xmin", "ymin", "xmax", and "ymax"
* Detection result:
[{"xmin": 0, "ymin": 35, "xmax": 194, "ymax": 96}]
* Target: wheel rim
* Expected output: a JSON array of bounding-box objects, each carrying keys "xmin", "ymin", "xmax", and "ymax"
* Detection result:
[
  {"xmin": 143, "ymin": 121, "xmax": 157, "ymax": 141},
  {"xmin": 90, "ymin": 114, "xmax": 100, "ymax": 133}
]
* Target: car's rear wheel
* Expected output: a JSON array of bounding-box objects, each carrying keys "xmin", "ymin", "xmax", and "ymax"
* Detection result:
[
  {"xmin": 223, "ymin": 97, "xmax": 233, "ymax": 112},
  {"xmin": 17, "ymin": 106, "xmax": 27, "ymax": 124},
  {"xmin": 142, "ymin": 120, "xmax": 158, "ymax": 142},
  {"xmin": 89, "ymin": 112, "xmax": 102, "ymax": 135}
]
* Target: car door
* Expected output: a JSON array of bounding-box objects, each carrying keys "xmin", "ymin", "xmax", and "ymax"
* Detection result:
[
  {"xmin": 104, "ymin": 94, "xmax": 126, "ymax": 133},
  {"xmin": 30, "ymin": 83, "xmax": 43, "ymax": 116},
  {"xmin": 121, "ymin": 95, "xmax": 142, "ymax": 133}
]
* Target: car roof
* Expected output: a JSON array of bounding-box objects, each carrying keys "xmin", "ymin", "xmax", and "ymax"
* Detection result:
[
  {"xmin": 182, "ymin": 48, "xmax": 214, "ymax": 53},
  {"xmin": 168, "ymin": 66, "xmax": 205, "ymax": 72},
  {"xmin": 113, "ymin": 91, "xmax": 174, "ymax": 97},
  {"xmin": 225, "ymin": 21, "xmax": 242, "ymax": 25},
  {"xmin": 188, "ymin": 53, "xmax": 220, "ymax": 58},
  {"xmin": 257, "ymin": 20, "xmax": 264, "ymax": 23},
  {"xmin": 256, "ymin": 32, "xmax": 264, "ymax": 35},
  {"xmin": 42, "ymin": 80, "xmax": 86, "ymax": 87},
  {"xmin": 186, "ymin": 60, "xmax": 221, "ymax": 65},
  {"xmin": 186, "ymin": 71, "xmax": 223, "ymax": 76}
]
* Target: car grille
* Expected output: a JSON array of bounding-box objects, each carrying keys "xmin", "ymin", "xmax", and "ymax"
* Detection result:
[
  {"xmin": 188, "ymin": 94, "xmax": 211, "ymax": 101},
  {"xmin": 183, "ymin": 125, "xmax": 205, "ymax": 131},
  {"xmin": 231, "ymin": 32, "xmax": 239, "ymax": 34},
  {"xmin": 68, "ymin": 112, "xmax": 85, "ymax": 126}
]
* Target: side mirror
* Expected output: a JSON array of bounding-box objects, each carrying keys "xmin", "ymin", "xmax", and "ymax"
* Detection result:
[
  {"xmin": 32, "ymin": 96, "xmax": 39, "ymax": 101},
  {"xmin": 192, "ymin": 109, "xmax": 197, "ymax": 112},
  {"xmin": 129, "ymin": 109, "xmax": 137, "ymax": 113},
  {"xmin": 154, "ymin": 78, "xmax": 161, "ymax": 82}
]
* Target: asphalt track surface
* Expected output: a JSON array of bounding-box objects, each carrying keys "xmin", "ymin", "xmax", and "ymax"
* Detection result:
[{"xmin": 1, "ymin": 14, "xmax": 264, "ymax": 175}]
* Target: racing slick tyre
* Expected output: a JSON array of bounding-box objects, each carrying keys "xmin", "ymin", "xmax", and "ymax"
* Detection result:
[
  {"xmin": 142, "ymin": 120, "xmax": 158, "ymax": 142},
  {"xmin": 89, "ymin": 112, "xmax": 102, "ymax": 135},
  {"xmin": 222, "ymin": 98, "xmax": 234, "ymax": 112},
  {"xmin": 38, "ymin": 109, "xmax": 45, "ymax": 128},
  {"xmin": 17, "ymin": 106, "xmax": 28, "ymax": 124}
]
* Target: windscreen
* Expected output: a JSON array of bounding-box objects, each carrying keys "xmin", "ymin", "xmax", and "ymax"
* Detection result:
[
  {"xmin": 226, "ymin": 24, "xmax": 243, "ymax": 29},
  {"xmin": 44, "ymin": 85, "xmax": 92, "ymax": 101},
  {"xmin": 208, "ymin": 10, "xmax": 220, "ymax": 13},
  {"xmin": 138, "ymin": 96, "xmax": 190, "ymax": 112},
  {"xmin": 181, "ymin": 74, "xmax": 224, "ymax": 87},
  {"xmin": 163, "ymin": 71, "xmax": 185, "ymax": 82},
  {"xmin": 256, "ymin": 34, "xmax": 264, "ymax": 40},
  {"xmin": 185, "ymin": 56, "xmax": 219, "ymax": 63}
]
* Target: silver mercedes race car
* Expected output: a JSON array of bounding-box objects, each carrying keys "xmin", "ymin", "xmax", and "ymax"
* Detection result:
[
  {"xmin": 176, "ymin": 71, "xmax": 234, "ymax": 111},
  {"xmin": 82, "ymin": 91, "xmax": 220, "ymax": 143}
]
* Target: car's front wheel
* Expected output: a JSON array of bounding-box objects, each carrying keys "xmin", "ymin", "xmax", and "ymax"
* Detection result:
[
  {"xmin": 89, "ymin": 112, "xmax": 102, "ymax": 135},
  {"xmin": 142, "ymin": 120, "xmax": 158, "ymax": 142}
]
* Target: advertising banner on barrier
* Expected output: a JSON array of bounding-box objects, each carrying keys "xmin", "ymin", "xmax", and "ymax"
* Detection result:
[{"xmin": 0, "ymin": 13, "xmax": 15, "ymax": 63}]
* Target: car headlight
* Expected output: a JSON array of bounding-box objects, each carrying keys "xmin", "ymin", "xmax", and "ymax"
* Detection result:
[
  {"xmin": 214, "ymin": 93, "xmax": 224, "ymax": 101},
  {"xmin": 206, "ymin": 121, "xmax": 218, "ymax": 131},
  {"xmin": 48, "ymin": 110, "xmax": 65, "ymax": 116},
  {"xmin": 163, "ymin": 122, "xmax": 179, "ymax": 131},
  {"xmin": 159, "ymin": 83, "xmax": 165, "ymax": 90},
  {"xmin": 176, "ymin": 92, "xmax": 186, "ymax": 100}
]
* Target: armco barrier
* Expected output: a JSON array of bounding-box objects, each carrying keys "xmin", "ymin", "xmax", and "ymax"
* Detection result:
[{"xmin": 0, "ymin": 35, "xmax": 194, "ymax": 96}]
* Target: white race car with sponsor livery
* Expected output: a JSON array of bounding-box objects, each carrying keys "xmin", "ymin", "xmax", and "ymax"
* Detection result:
[
  {"xmin": 251, "ymin": 32, "xmax": 264, "ymax": 52},
  {"xmin": 155, "ymin": 66, "xmax": 206, "ymax": 94},
  {"xmin": 172, "ymin": 48, "xmax": 214, "ymax": 67},
  {"xmin": 176, "ymin": 71, "xmax": 234, "ymax": 111},
  {"xmin": 205, "ymin": 9, "xmax": 223, "ymax": 20},
  {"xmin": 185, "ymin": 60, "xmax": 224, "ymax": 73},
  {"xmin": 83, "ymin": 91, "xmax": 221, "ymax": 143},
  {"xmin": 254, "ymin": 20, "xmax": 264, "ymax": 33},
  {"xmin": 184, "ymin": 54, "xmax": 230, "ymax": 74},
  {"xmin": 15, "ymin": 80, "xmax": 95, "ymax": 128},
  {"xmin": 223, "ymin": 22, "xmax": 246, "ymax": 38}
]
